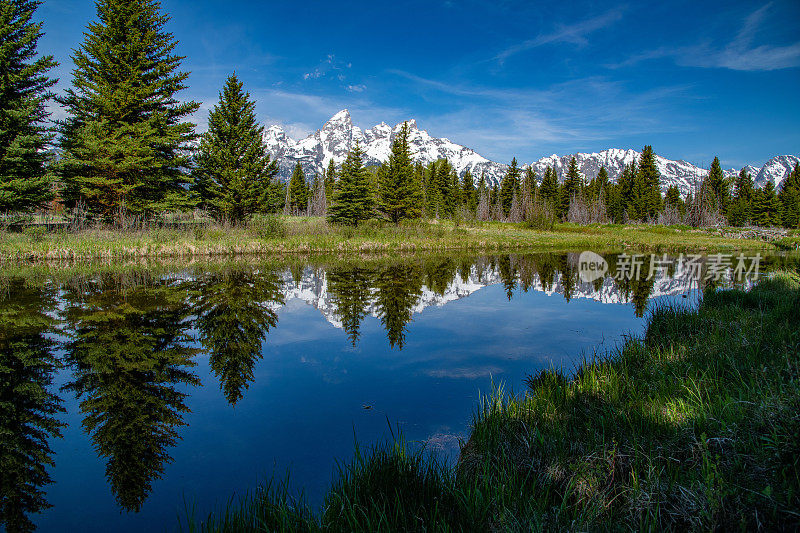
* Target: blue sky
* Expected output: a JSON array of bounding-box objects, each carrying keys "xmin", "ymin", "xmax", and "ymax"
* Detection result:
[{"xmin": 39, "ymin": 0, "xmax": 799, "ymax": 168}]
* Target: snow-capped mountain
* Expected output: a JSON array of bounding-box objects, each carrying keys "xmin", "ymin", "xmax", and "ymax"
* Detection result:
[
  {"xmin": 264, "ymin": 109, "xmax": 506, "ymax": 184},
  {"xmin": 264, "ymin": 110, "xmax": 798, "ymax": 196}
]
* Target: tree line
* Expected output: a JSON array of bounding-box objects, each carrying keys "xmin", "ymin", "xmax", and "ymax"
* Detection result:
[{"xmin": 1, "ymin": 0, "xmax": 798, "ymax": 229}]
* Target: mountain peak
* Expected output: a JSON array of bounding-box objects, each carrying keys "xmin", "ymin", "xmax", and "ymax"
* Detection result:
[{"xmin": 327, "ymin": 109, "xmax": 351, "ymax": 124}]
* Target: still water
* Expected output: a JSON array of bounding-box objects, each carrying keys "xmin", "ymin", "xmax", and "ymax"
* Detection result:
[{"xmin": 1, "ymin": 251, "xmax": 789, "ymax": 532}]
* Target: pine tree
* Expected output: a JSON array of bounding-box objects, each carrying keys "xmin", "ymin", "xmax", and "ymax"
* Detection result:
[
  {"xmin": 499, "ymin": 157, "xmax": 521, "ymax": 216},
  {"xmin": 539, "ymin": 166, "xmax": 559, "ymax": 210},
  {"xmin": 58, "ymin": 0, "xmax": 199, "ymax": 221},
  {"xmin": 288, "ymin": 162, "xmax": 309, "ymax": 213},
  {"xmin": 753, "ymin": 182, "xmax": 781, "ymax": 226},
  {"xmin": 636, "ymin": 146, "xmax": 662, "ymax": 218},
  {"xmin": 193, "ymin": 74, "xmax": 278, "ymax": 223},
  {"xmin": 778, "ymin": 163, "xmax": 800, "ymax": 228},
  {"xmin": 617, "ymin": 162, "xmax": 637, "ymax": 220},
  {"xmin": 522, "ymin": 166, "xmax": 537, "ymax": 203},
  {"xmin": 0, "ymin": 0, "xmax": 57, "ymax": 214},
  {"xmin": 729, "ymin": 168, "xmax": 754, "ymax": 226},
  {"xmin": 377, "ymin": 122, "xmax": 423, "ymax": 223},
  {"xmin": 704, "ymin": 156, "xmax": 730, "ymax": 214},
  {"xmin": 461, "ymin": 169, "xmax": 477, "ymax": 213},
  {"xmin": 559, "ymin": 157, "xmax": 581, "ymax": 218},
  {"xmin": 327, "ymin": 142, "xmax": 375, "ymax": 226},
  {"xmin": 324, "ymin": 159, "xmax": 336, "ymax": 200}
]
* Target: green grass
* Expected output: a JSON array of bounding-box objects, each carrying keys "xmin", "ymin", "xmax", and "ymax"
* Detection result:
[
  {"xmin": 0, "ymin": 216, "xmax": 775, "ymax": 261},
  {"xmin": 181, "ymin": 271, "xmax": 800, "ymax": 532}
]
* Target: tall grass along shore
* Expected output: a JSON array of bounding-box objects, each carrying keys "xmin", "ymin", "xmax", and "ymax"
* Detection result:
[
  {"xmin": 181, "ymin": 271, "xmax": 800, "ymax": 531},
  {"xmin": 0, "ymin": 216, "xmax": 783, "ymax": 261}
]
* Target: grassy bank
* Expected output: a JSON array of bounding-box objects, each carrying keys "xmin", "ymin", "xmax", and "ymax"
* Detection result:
[
  {"xmin": 0, "ymin": 216, "xmax": 776, "ymax": 261},
  {"xmin": 182, "ymin": 271, "xmax": 800, "ymax": 532}
]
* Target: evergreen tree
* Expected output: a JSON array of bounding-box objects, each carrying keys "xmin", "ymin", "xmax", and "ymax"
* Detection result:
[
  {"xmin": 324, "ymin": 159, "xmax": 336, "ymax": 200},
  {"xmin": 729, "ymin": 168, "xmax": 754, "ymax": 226},
  {"xmin": 193, "ymin": 74, "xmax": 279, "ymax": 223},
  {"xmin": 617, "ymin": 162, "xmax": 637, "ymax": 220},
  {"xmin": 779, "ymin": 164, "xmax": 800, "ymax": 228},
  {"xmin": 587, "ymin": 167, "xmax": 609, "ymax": 200},
  {"xmin": 753, "ymin": 182, "xmax": 781, "ymax": 226},
  {"xmin": 327, "ymin": 142, "xmax": 375, "ymax": 226},
  {"xmin": 499, "ymin": 157, "xmax": 521, "ymax": 216},
  {"xmin": 0, "ymin": 280, "xmax": 63, "ymax": 533},
  {"xmin": 287, "ymin": 162, "xmax": 309, "ymax": 213},
  {"xmin": 377, "ymin": 122, "xmax": 423, "ymax": 223},
  {"xmin": 559, "ymin": 157, "xmax": 581, "ymax": 218},
  {"xmin": 539, "ymin": 166, "xmax": 559, "ymax": 209},
  {"xmin": 461, "ymin": 169, "xmax": 477, "ymax": 213},
  {"xmin": 0, "ymin": 0, "xmax": 57, "ymax": 213},
  {"xmin": 636, "ymin": 145, "xmax": 662, "ymax": 218},
  {"xmin": 704, "ymin": 156, "xmax": 730, "ymax": 214},
  {"xmin": 522, "ymin": 166, "xmax": 537, "ymax": 203},
  {"xmin": 664, "ymin": 185, "xmax": 684, "ymax": 215},
  {"xmin": 58, "ymin": 0, "xmax": 199, "ymax": 220}
]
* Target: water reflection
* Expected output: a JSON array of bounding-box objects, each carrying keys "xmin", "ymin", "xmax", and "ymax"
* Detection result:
[
  {"xmin": 0, "ymin": 251, "xmax": 794, "ymax": 531},
  {"xmin": 61, "ymin": 276, "xmax": 200, "ymax": 512},
  {"xmin": 191, "ymin": 270, "xmax": 284, "ymax": 405},
  {"xmin": 0, "ymin": 279, "xmax": 63, "ymax": 533}
]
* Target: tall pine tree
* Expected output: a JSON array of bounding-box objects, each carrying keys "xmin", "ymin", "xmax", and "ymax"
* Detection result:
[
  {"xmin": 58, "ymin": 0, "xmax": 199, "ymax": 221},
  {"xmin": 704, "ymin": 156, "xmax": 730, "ymax": 215},
  {"xmin": 539, "ymin": 166, "xmax": 559, "ymax": 209},
  {"xmin": 0, "ymin": 0, "xmax": 57, "ymax": 214},
  {"xmin": 193, "ymin": 74, "xmax": 279, "ymax": 223},
  {"xmin": 377, "ymin": 122, "xmax": 423, "ymax": 223},
  {"xmin": 559, "ymin": 157, "xmax": 581, "ymax": 218},
  {"xmin": 636, "ymin": 145, "xmax": 662, "ymax": 218},
  {"xmin": 499, "ymin": 157, "xmax": 521, "ymax": 216},
  {"xmin": 287, "ymin": 162, "xmax": 309, "ymax": 213},
  {"xmin": 327, "ymin": 142, "xmax": 374, "ymax": 226}
]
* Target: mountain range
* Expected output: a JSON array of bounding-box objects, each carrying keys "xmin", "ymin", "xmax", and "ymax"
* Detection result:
[{"xmin": 264, "ymin": 110, "xmax": 798, "ymax": 196}]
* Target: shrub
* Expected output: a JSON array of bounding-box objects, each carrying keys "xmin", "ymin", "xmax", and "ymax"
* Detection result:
[
  {"xmin": 251, "ymin": 215, "xmax": 287, "ymax": 239},
  {"xmin": 523, "ymin": 200, "xmax": 556, "ymax": 230}
]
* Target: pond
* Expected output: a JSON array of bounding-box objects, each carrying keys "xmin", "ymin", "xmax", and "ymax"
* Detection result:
[{"xmin": 1, "ymin": 250, "xmax": 790, "ymax": 532}]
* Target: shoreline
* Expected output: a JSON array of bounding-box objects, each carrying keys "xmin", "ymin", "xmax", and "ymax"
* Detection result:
[{"xmin": 0, "ymin": 217, "xmax": 779, "ymax": 262}]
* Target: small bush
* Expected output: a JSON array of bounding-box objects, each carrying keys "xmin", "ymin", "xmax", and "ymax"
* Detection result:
[
  {"xmin": 251, "ymin": 215, "xmax": 287, "ymax": 239},
  {"xmin": 524, "ymin": 200, "xmax": 556, "ymax": 231}
]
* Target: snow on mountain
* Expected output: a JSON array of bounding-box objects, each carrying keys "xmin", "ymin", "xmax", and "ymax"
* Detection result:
[
  {"xmin": 754, "ymin": 155, "xmax": 800, "ymax": 188},
  {"xmin": 263, "ymin": 109, "xmax": 506, "ymax": 184},
  {"xmin": 264, "ymin": 110, "xmax": 798, "ymax": 196}
]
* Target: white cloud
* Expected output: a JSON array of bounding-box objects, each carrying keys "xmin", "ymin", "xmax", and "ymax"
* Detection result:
[
  {"xmin": 612, "ymin": 3, "xmax": 800, "ymax": 71},
  {"xmin": 495, "ymin": 7, "xmax": 625, "ymax": 63}
]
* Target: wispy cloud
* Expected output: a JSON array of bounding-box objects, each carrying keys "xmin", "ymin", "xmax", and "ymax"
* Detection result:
[
  {"xmin": 495, "ymin": 7, "xmax": 625, "ymax": 63},
  {"xmin": 387, "ymin": 69, "xmax": 694, "ymax": 162},
  {"xmin": 611, "ymin": 3, "xmax": 800, "ymax": 71}
]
